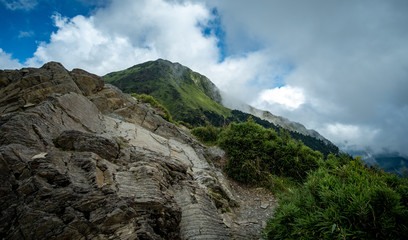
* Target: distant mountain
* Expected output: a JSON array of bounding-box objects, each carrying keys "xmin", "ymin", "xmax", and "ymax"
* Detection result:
[
  {"xmin": 248, "ymin": 106, "xmax": 332, "ymax": 145},
  {"xmin": 103, "ymin": 59, "xmax": 339, "ymax": 155},
  {"xmin": 350, "ymin": 150, "xmax": 408, "ymax": 176},
  {"xmin": 104, "ymin": 59, "xmax": 231, "ymax": 127},
  {"xmin": 226, "ymin": 109, "xmax": 339, "ymax": 156}
]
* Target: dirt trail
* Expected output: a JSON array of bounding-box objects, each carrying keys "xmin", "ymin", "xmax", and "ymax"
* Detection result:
[{"xmin": 222, "ymin": 180, "xmax": 278, "ymax": 239}]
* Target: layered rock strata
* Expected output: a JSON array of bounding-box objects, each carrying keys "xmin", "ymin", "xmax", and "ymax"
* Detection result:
[{"xmin": 0, "ymin": 62, "xmax": 275, "ymax": 239}]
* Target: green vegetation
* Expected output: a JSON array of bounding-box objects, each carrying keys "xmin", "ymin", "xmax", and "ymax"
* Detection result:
[
  {"xmin": 218, "ymin": 119, "xmax": 322, "ymax": 183},
  {"xmin": 190, "ymin": 122, "xmax": 222, "ymax": 145},
  {"xmin": 228, "ymin": 110, "xmax": 339, "ymax": 156},
  {"xmin": 191, "ymin": 118, "xmax": 408, "ymax": 239},
  {"xmin": 191, "ymin": 118, "xmax": 322, "ymax": 192},
  {"xmin": 131, "ymin": 93, "xmax": 173, "ymax": 122},
  {"xmin": 265, "ymin": 156, "xmax": 408, "ymax": 239},
  {"xmin": 104, "ymin": 59, "xmax": 231, "ymax": 127},
  {"xmin": 106, "ymin": 60, "xmax": 408, "ymax": 238},
  {"xmin": 217, "ymin": 119, "xmax": 322, "ymax": 184},
  {"xmin": 104, "ymin": 59, "xmax": 339, "ymax": 156}
]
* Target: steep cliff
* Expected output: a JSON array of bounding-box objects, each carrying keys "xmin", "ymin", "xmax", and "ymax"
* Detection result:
[{"xmin": 0, "ymin": 62, "xmax": 275, "ymax": 239}]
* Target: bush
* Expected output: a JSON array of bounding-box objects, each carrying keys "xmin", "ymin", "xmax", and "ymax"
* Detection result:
[
  {"xmin": 217, "ymin": 119, "xmax": 278, "ymax": 183},
  {"xmin": 131, "ymin": 93, "xmax": 174, "ymax": 122},
  {"xmin": 264, "ymin": 156, "xmax": 408, "ymax": 239},
  {"xmin": 190, "ymin": 123, "xmax": 222, "ymax": 145},
  {"xmin": 217, "ymin": 119, "xmax": 322, "ymax": 183}
]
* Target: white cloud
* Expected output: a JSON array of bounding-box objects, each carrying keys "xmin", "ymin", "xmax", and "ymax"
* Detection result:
[
  {"xmin": 322, "ymin": 123, "xmax": 380, "ymax": 151},
  {"xmin": 1, "ymin": 0, "xmax": 37, "ymax": 11},
  {"xmin": 18, "ymin": 30, "xmax": 34, "ymax": 38},
  {"xmin": 27, "ymin": 0, "xmax": 221, "ymax": 75},
  {"xmin": 201, "ymin": 0, "xmax": 408, "ymax": 155},
  {"xmin": 254, "ymin": 86, "xmax": 305, "ymax": 110},
  {"xmin": 25, "ymin": 0, "xmax": 280, "ymax": 108},
  {"xmin": 26, "ymin": 13, "xmax": 149, "ymax": 73},
  {"xmin": 0, "ymin": 48, "xmax": 23, "ymax": 69},
  {"xmin": 201, "ymin": 51, "xmax": 277, "ymax": 104}
]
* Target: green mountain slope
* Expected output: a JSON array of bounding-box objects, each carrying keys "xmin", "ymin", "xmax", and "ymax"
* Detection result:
[
  {"xmin": 104, "ymin": 59, "xmax": 231, "ymax": 126},
  {"xmin": 104, "ymin": 59, "xmax": 339, "ymax": 155}
]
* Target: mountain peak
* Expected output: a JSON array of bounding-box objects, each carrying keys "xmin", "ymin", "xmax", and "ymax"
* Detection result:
[{"xmin": 104, "ymin": 59, "xmax": 227, "ymax": 126}]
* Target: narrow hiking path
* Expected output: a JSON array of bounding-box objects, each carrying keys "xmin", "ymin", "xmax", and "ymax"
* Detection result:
[{"xmin": 221, "ymin": 179, "xmax": 278, "ymax": 239}]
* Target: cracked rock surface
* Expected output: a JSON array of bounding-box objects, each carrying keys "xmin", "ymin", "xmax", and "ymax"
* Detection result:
[{"xmin": 0, "ymin": 62, "xmax": 276, "ymax": 239}]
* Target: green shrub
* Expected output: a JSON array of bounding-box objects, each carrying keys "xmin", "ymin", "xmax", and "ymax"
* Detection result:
[
  {"xmin": 217, "ymin": 119, "xmax": 277, "ymax": 183},
  {"xmin": 131, "ymin": 93, "xmax": 174, "ymax": 122},
  {"xmin": 264, "ymin": 156, "xmax": 408, "ymax": 239},
  {"xmin": 190, "ymin": 123, "xmax": 222, "ymax": 145},
  {"xmin": 177, "ymin": 121, "xmax": 193, "ymax": 129},
  {"xmin": 217, "ymin": 119, "xmax": 322, "ymax": 183}
]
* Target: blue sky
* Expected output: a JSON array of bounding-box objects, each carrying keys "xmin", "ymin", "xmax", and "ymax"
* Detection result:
[
  {"xmin": 1, "ymin": 0, "xmax": 408, "ymax": 158},
  {"xmin": 0, "ymin": 0, "xmax": 104, "ymax": 61}
]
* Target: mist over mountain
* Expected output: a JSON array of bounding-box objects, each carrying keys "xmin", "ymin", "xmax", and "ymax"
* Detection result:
[
  {"xmin": 103, "ymin": 59, "xmax": 339, "ymax": 156},
  {"xmin": 104, "ymin": 59, "xmax": 408, "ymax": 174},
  {"xmin": 348, "ymin": 149, "xmax": 408, "ymax": 176}
]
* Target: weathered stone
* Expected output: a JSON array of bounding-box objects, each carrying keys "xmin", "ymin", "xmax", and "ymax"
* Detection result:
[
  {"xmin": 261, "ymin": 200, "xmax": 270, "ymax": 209},
  {"xmin": 55, "ymin": 130, "xmax": 120, "ymax": 161},
  {"xmin": 0, "ymin": 62, "xmax": 276, "ymax": 239},
  {"xmin": 70, "ymin": 68, "xmax": 104, "ymax": 96},
  {"xmin": 0, "ymin": 62, "xmax": 83, "ymax": 114},
  {"xmin": 174, "ymin": 186, "xmax": 230, "ymax": 240}
]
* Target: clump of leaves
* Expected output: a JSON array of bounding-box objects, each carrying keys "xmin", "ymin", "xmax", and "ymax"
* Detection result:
[
  {"xmin": 190, "ymin": 122, "xmax": 222, "ymax": 145},
  {"xmin": 264, "ymin": 155, "xmax": 408, "ymax": 239},
  {"xmin": 131, "ymin": 93, "xmax": 174, "ymax": 123}
]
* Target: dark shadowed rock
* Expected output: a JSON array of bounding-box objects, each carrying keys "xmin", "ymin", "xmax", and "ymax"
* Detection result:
[{"xmin": 55, "ymin": 130, "xmax": 120, "ymax": 161}]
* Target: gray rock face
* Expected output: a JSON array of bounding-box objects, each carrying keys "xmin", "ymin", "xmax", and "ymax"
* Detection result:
[
  {"xmin": 0, "ymin": 62, "xmax": 275, "ymax": 239},
  {"xmin": 55, "ymin": 130, "xmax": 120, "ymax": 161}
]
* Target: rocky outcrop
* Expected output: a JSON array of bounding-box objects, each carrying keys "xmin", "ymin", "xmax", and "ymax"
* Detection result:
[{"xmin": 0, "ymin": 62, "xmax": 275, "ymax": 239}]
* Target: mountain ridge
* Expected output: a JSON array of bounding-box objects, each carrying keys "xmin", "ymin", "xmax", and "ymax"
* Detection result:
[
  {"xmin": 104, "ymin": 59, "xmax": 230, "ymax": 127},
  {"xmin": 247, "ymin": 106, "xmax": 331, "ymax": 144},
  {"xmin": 103, "ymin": 59, "xmax": 339, "ymax": 155}
]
